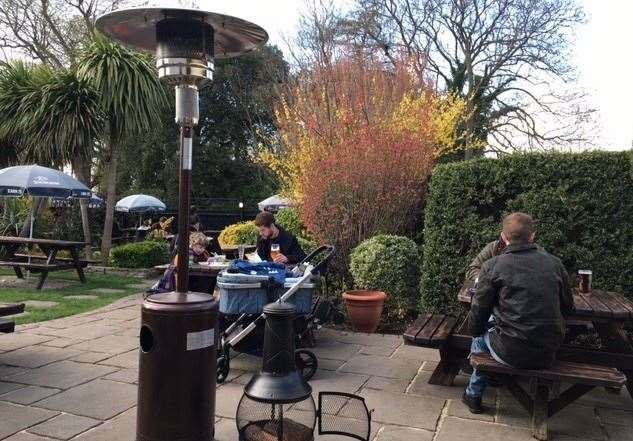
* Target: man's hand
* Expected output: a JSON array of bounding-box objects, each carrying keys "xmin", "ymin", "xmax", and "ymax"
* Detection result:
[{"xmin": 273, "ymin": 253, "xmax": 288, "ymax": 264}]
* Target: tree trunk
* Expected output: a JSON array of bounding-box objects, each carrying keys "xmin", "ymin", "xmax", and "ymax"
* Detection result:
[
  {"xmin": 19, "ymin": 197, "xmax": 44, "ymax": 238},
  {"xmin": 72, "ymin": 157, "xmax": 93, "ymax": 260},
  {"xmin": 100, "ymin": 137, "xmax": 119, "ymax": 264}
]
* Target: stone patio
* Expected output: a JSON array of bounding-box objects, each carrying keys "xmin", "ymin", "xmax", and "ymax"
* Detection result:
[{"xmin": 0, "ymin": 294, "xmax": 631, "ymax": 440}]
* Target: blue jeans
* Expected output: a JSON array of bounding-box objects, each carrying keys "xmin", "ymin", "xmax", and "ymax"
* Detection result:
[{"xmin": 465, "ymin": 331, "xmax": 508, "ymax": 398}]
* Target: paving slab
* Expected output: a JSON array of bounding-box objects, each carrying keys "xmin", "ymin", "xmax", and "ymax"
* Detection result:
[
  {"xmin": 39, "ymin": 338, "xmax": 83, "ymax": 348},
  {"xmin": 3, "ymin": 431, "xmax": 57, "ymax": 440},
  {"xmin": 62, "ymin": 295, "xmax": 98, "ymax": 300},
  {"xmin": 67, "ymin": 334, "xmax": 137, "ymax": 355},
  {"xmin": 549, "ymin": 404, "xmax": 605, "ymax": 441},
  {"xmin": 22, "ymin": 301, "xmax": 58, "ymax": 309},
  {"xmin": 319, "ymin": 329, "xmax": 401, "ymax": 348},
  {"xmin": 98, "ymin": 349, "xmax": 139, "ymax": 369},
  {"xmin": 34, "ymin": 379, "xmax": 137, "ymax": 420},
  {"xmin": 2, "ymin": 360, "xmax": 117, "ymax": 389},
  {"xmin": 577, "ymin": 386, "xmax": 633, "ymax": 410},
  {"xmin": 0, "ymin": 401, "xmax": 58, "ymax": 439},
  {"xmin": 391, "ymin": 344, "xmax": 441, "ymax": 362},
  {"xmin": 0, "ymin": 334, "xmax": 54, "ymax": 352},
  {"xmin": 596, "ymin": 407, "xmax": 633, "ymax": 427},
  {"xmin": 350, "ymin": 389, "xmax": 444, "ymax": 430},
  {"xmin": 213, "ymin": 418, "xmax": 238, "ymax": 441},
  {"xmin": 37, "ymin": 324, "xmax": 118, "ymax": 340},
  {"xmin": 317, "ymin": 358, "xmax": 346, "ymax": 371},
  {"xmin": 103, "ymin": 368, "xmax": 138, "ymax": 384},
  {"xmin": 362, "ymin": 376, "xmax": 410, "ymax": 394},
  {"xmin": 28, "ymin": 413, "xmax": 100, "ymax": 440},
  {"xmin": 358, "ymin": 344, "xmax": 396, "ymax": 356},
  {"xmin": 0, "ymin": 381, "xmax": 24, "ymax": 395},
  {"xmin": 71, "ymin": 407, "xmax": 136, "ymax": 441},
  {"xmin": 436, "ymin": 417, "xmax": 534, "ymax": 441},
  {"xmin": 375, "ymin": 425, "xmax": 434, "ymax": 441},
  {"xmin": 310, "ymin": 340, "xmax": 362, "ymax": 361},
  {"xmin": 339, "ymin": 354, "xmax": 421, "ymax": 380},
  {"xmin": 0, "ymin": 346, "xmax": 81, "ymax": 369},
  {"xmin": 90, "ymin": 288, "xmax": 127, "ymax": 294},
  {"xmin": 605, "ymin": 424, "xmax": 633, "ymax": 441},
  {"xmin": 0, "ymin": 386, "xmax": 60, "ymax": 405},
  {"xmin": 215, "ymin": 382, "xmax": 246, "ymax": 419},
  {"xmin": 69, "ymin": 351, "xmax": 112, "ymax": 364}
]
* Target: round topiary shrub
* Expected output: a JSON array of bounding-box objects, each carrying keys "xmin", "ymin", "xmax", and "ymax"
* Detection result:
[
  {"xmin": 275, "ymin": 207, "xmax": 308, "ymax": 237},
  {"xmin": 349, "ymin": 234, "xmax": 420, "ymax": 322},
  {"xmin": 218, "ymin": 221, "xmax": 258, "ymax": 247},
  {"xmin": 110, "ymin": 241, "xmax": 170, "ymax": 269}
]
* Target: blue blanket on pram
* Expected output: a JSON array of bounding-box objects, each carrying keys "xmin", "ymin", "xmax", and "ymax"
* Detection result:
[{"xmin": 227, "ymin": 260, "xmax": 287, "ymax": 285}]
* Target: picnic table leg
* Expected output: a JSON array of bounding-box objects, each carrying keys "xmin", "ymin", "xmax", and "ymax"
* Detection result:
[
  {"xmin": 36, "ymin": 248, "xmax": 58, "ymax": 290},
  {"xmin": 69, "ymin": 247, "xmax": 86, "ymax": 284},
  {"xmin": 428, "ymin": 346, "xmax": 468, "ymax": 386},
  {"xmin": 4, "ymin": 243, "xmax": 24, "ymax": 278},
  {"xmin": 593, "ymin": 322, "xmax": 633, "ymax": 397},
  {"xmin": 12, "ymin": 265, "xmax": 24, "ymax": 279},
  {"xmin": 531, "ymin": 379, "xmax": 550, "ymax": 441}
]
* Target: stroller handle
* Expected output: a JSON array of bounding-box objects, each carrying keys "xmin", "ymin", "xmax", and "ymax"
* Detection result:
[{"xmin": 297, "ymin": 244, "xmax": 336, "ymax": 274}]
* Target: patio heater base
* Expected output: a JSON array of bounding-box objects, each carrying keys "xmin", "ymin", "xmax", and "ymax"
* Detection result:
[{"xmin": 137, "ymin": 291, "xmax": 218, "ymax": 441}]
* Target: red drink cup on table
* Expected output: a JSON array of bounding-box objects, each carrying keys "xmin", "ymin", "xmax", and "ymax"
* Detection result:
[{"xmin": 578, "ymin": 270, "xmax": 592, "ymax": 293}]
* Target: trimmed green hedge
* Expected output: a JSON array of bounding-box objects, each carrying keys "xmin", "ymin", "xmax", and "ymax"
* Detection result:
[
  {"xmin": 110, "ymin": 241, "xmax": 170, "ymax": 269},
  {"xmin": 351, "ymin": 234, "xmax": 420, "ymax": 321},
  {"xmin": 420, "ymin": 151, "xmax": 633, "ymax": 313}
]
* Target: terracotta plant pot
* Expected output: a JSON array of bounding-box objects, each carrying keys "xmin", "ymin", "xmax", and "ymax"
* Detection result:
[{"xmin": 342, "ymin": 290, "xmax": 387, "ymax": 333}]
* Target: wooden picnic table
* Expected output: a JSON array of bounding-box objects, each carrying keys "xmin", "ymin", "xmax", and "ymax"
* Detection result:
[
  {"xmin": 0, "ymin": 236, "xmax": 87, "ymax": 290},
  {"xmin": 154, "ymin": 262, "xmax": 227, "ymax": 294},
  {"xmin": 444, "ymin": 283, "xmax": 633, "ymax": 396},
  {"xmin": 406, "ymin": 283, "xmax": 633, "ymax": 395}
]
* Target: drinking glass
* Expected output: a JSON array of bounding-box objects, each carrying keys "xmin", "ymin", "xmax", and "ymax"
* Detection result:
[
  {"xmin": 238, "ymin": 244, "xmax": 246, "ymax": 260},
  {"xmin": 271, "ymin": 243, "xmax": 280, "ymax": 261},
  {"xmin": 578, "ymin": 270, "xmax": 592, "ymax": 293}
]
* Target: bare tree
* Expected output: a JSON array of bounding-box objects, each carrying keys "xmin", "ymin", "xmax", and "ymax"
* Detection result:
[
  {"xmin": 343, "ymin": 0, "xmax": 591, "ymax": 155},
  {"xmin": 0, "ymin": 0, "xmax": 125, "ymax": 67}
]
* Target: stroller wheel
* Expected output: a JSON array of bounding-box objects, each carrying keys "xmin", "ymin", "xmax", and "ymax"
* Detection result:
[
  {"xmin": 295, "ymin": 349, "xmax": 318, "ymax": 381},
  {"xmin": 217, "ymin": 356, "xmax": 230, "ymax": 384}
]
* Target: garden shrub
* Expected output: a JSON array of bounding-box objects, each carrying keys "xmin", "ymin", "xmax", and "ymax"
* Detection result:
[
  {"xmin": 110, "ymin": 240, "xmax": 170, "ymax": 269},
  {"xmin": 218, "ymin": 221, "xmax": 258, "ymax": 247},
  {"xmin": 420, "ymin": 151, "xmax": 633, "ymax": 313},
  {"xmin": 276, "ymin": 207, "xmax": 317, "ymax": 254},
  {"xmin": 350, "ymin": 234, "xmax": 421, "ymax": 321}
]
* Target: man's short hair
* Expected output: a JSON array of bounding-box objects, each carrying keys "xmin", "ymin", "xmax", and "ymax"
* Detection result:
[
  {"xmin": 502, "ymin": 212, "xmax": 535, "ymax": 243},
  {"xmin": 254, "ymin": 211, "xmax": 275, "ymax": 228}
]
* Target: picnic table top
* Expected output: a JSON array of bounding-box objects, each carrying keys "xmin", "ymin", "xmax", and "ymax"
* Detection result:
[
  {"xmin": 0, "ymin": 236, "xmax": 86, "ymax": 247},
  {"xmin": 458, "ymin": 283, "xmax": 633, "ymax": 321},
  {"xmin": 154, "ymin": 262, "xmax": 225, "ymax": 275}
]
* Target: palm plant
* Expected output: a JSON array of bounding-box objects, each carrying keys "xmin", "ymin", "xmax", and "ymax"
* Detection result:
[
  {"xmin": 0, "ymin": 61, "xmax": 104, "ymax": 250},
  {"xmin": 77, "ymin": 34, "xmax": 168, "ymax": 262}
]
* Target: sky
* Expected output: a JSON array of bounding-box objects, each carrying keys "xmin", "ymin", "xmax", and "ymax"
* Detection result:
[{"xmin": 198, "ymin": 0, "xmax": 630, "ymax": 150}]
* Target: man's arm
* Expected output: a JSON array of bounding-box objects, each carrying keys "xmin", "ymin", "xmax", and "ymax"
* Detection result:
[
  {"xmin": 465, "ymin": 241, "xmax": 498, "ymax": 281},
  {"xmin": 559, "ymin": 264, "xmax": 575, "ymax": 316},
  {"xmin": 467, "ymin": 260, "xmax": 498, "ymax": 336},
  {"xmin": 256, "ymin": 236, "xmax": 268, "ymax": 261},
  {"xmin": 284, "ymin": 235, "xmax": 306, "ymax": 264}
]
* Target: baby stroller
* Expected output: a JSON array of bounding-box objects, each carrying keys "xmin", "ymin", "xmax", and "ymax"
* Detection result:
[{"xmin": 215, "ymin": 245, "xmax": 336, "ymax": 383}]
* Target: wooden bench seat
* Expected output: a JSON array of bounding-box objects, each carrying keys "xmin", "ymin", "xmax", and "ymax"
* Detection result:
[
  {"xmin": 403, "ymin": 313, "xmax": 463, "ymax": 348},
  {"xmin": 0, "ymin": 261, "xmax": 71, "ymax": 271},
  {"xmin": 13, "ymin": 254, "xmax": 94, "ymax": 266},
  {"xmin": 0, "ymin": 303, "xmax": 23, "ymax": 334},
  {"xmin": 0, "ymin": 318, "xmax": 15, "ymax": 333},
  {"xmin": 471, "ymin": 353, "xmax": 626, "ymax": 440}
]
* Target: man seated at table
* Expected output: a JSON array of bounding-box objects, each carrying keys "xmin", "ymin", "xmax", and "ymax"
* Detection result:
[
  {"xmin": 255, "ymin": 211, "xmax": 306, "ymax": 264},
  {"xmin": 463, "ymin": 212, "xmax": 574, "ymax": 414}
]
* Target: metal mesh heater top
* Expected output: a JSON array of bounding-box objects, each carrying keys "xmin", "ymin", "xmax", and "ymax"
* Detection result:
[{"xmin": 95, "ymin": 7, "xmax": 269, "ymax": 86}]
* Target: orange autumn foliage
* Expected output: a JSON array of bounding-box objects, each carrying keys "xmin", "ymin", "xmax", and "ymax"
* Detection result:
[{"xmin": 261, "ymin": 56, "xmax": 463, "ymax": 271}]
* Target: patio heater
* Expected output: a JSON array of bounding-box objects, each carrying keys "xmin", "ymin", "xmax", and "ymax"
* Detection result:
[{"xmin": 96, "ymin": 7, "xmax": 268, "ymax": 441}]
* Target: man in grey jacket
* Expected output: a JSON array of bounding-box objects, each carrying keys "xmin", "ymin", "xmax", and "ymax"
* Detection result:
[{"xmin": 462, "ymin": 212, "xmax": 574, "ymax": 413}]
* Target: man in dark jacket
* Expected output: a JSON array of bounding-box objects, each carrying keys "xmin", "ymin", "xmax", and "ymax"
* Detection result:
[
  {"xmin": 463, "ymin": 212, "xmax": 574, "ymax": 413},
  {"xmin": 255, "ymin": 211, "xmax": 306, "ymax": 264}
]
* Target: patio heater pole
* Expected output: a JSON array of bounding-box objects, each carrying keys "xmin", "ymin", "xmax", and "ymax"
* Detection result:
[{"xmin": 96, "ymin": 8, "xmax": 268, "ymax": 441}]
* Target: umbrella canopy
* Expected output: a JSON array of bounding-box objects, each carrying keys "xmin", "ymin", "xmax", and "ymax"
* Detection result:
[
  {"xmin": 0, "ymin": 165, "xmax": 91, "ymax": 199},
  {"xmin": 257, "ymin": 194, "xmax": 290, "ymax": 212},
  {"xmin": 51, "ymin": 194, "xmax": 104, "ymax": 209},
  {"xmin": 115, "ymin": 194, "xmax": 166, "ymax": 213}
]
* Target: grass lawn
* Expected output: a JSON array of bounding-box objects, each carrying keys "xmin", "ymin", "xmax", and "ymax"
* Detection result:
[{"xmin": 0, "ymin": 269, "xmax": 148, "ymax": 325}]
